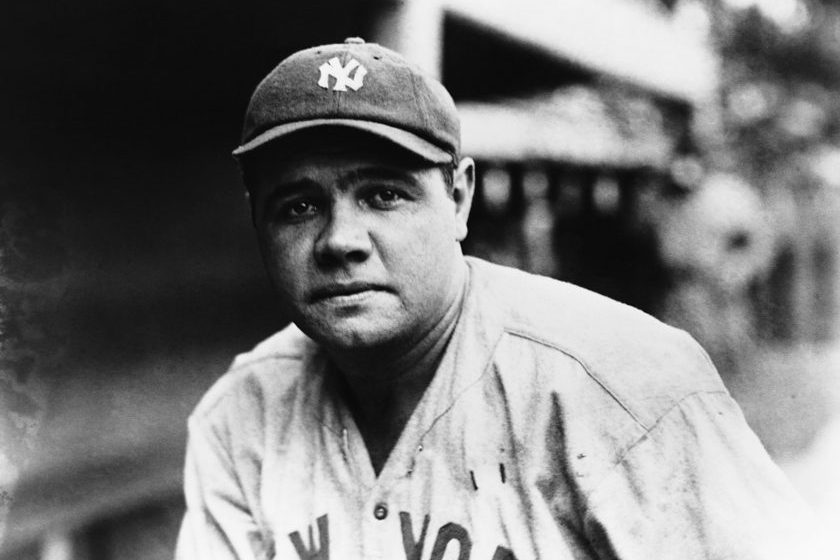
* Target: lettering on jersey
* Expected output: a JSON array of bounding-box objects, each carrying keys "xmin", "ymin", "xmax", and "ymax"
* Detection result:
[
  {"xmin": 400, "ymin": 512, "xmax": 431, "ymax": 560},
  {"xmin": 289, "ymin": 514, "xmax": 330, "ymax": 560},
  {"xmin": 491, "ymin": 546, "xmax": 517, "ymax": 560},
  {"xmin": 291, "ymin": 512, "xmax": 517, "ymax": 559},
  {"xmin": 429, "ymin": 522, "xmax": 472, "ymax": 560}
]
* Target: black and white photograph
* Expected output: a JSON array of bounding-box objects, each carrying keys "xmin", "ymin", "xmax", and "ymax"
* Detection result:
[{"xmin": 1, "ymin": 0, "xmax": 839, "ymax": 558}]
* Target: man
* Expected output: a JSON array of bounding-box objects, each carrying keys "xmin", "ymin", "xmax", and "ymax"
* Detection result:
[{"xmin": 177, "ymin": 38, "xmax": 830, "ymax": 559}]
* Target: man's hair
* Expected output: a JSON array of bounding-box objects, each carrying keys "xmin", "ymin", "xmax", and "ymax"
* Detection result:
[{"xmin": 438, "ymin": 157, "xmax": 458, "ymax": 196}]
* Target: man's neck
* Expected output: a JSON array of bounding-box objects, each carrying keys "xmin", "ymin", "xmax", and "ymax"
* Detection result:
[{"xmin": 327, "ymin": 262, "xmax": 468, "ymax": 473}]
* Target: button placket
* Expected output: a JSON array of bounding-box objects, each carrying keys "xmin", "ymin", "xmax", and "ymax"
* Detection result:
[{"xmin": 361, "ymin": 493, "xmax": 389, "ymax": 559}]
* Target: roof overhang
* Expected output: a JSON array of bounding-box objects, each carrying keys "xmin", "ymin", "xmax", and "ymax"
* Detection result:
[
  {"xmin": 444, "ymin": 0, "xmax": 718, "ymax": 105},
  {"xmin": 458, "ymin": 87, "xmax": 675, "ymax": 168}
]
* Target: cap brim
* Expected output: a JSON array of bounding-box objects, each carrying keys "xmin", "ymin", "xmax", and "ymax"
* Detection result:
[{"xmin": 232, "ymin": 119, "xmax": 453, "ymax": 164}]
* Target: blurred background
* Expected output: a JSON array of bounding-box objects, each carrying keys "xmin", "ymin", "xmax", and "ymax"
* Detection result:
[{"xmin": 1, "ymin": 0, "xmax": 839, "ymax": 558}]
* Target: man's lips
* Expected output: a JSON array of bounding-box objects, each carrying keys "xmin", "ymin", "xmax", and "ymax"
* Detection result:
[{"xmin": 308, "ymin": 282, "xmax": 390, "ymax": 303}]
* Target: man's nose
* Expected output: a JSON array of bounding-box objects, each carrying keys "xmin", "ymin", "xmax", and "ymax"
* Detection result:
[{"xmin": 314, "ymin": 200, "xmax": 372, "ymax": 266}]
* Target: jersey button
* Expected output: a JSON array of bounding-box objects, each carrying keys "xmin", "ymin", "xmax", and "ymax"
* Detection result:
[{"xmin": 373, "ymin": 503, "xmax": 388, "ymax": 520}]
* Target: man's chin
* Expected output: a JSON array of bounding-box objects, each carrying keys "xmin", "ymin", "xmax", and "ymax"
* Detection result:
[{"xmin": 299, "ymin": 316, "xmax": 402, "ymax": 351}]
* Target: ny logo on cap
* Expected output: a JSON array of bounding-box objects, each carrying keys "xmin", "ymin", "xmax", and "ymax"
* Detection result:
[{"xmin": 317, "ymin": 57, "xmax": 368, "ymax": 92}]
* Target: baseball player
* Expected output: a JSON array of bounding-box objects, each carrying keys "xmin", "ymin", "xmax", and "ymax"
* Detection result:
[{"xmin": 176, "ymin": 38, "xmax": 832, "ymax": 559}]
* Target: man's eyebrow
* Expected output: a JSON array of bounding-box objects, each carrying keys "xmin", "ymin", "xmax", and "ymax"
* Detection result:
[{"xmin": 259, "ymin": 166, "xmax": 425, "ymax": 210}]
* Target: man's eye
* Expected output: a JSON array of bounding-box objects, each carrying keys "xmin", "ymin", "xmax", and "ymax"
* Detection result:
[
  {"xmin": 368, "ymin": 189, "xmax": 403, "ymax": 208},
  {"xmin": 277, "ymin": 200, "xmax": 319, "ymax": 221}
]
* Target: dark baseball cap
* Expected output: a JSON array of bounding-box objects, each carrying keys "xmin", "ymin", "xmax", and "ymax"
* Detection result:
[{"xmin": 233, "ymin": 37, "xmax": 460, "ymax": 164}]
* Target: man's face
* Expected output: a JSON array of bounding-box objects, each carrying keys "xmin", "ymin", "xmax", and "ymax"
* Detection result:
[{"xmin": 247, "ymin": 134, "xmax": 474, "ymax": 352}]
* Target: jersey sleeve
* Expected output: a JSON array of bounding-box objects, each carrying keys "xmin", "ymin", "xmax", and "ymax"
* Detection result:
[
  {"xmin": 175, "ymin": 414, "xmax": 271, "ymax": 560},
  {"xmin": 580, "ymin": 390, "xmax": 835, "ymax": 559}
]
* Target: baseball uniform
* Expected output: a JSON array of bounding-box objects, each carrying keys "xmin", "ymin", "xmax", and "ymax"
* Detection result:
[{"xmin": 176, "ymin": 257, "xmax": 829, "ymax": 559}]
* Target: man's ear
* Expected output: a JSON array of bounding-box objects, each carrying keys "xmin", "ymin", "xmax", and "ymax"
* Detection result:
[{"xmin": 452, "ymin": 157, "xmax": 475, "ymax": 242}]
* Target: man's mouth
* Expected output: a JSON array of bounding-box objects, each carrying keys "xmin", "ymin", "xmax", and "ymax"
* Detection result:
[{"xmin": 308, "ymin": 282, "xmax": 388, "ymax": 303}]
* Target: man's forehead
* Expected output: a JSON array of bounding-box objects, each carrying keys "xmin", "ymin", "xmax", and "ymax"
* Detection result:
[{"xmin": 248, "ymin": 147, "xmax": 439, "ymax": 201}]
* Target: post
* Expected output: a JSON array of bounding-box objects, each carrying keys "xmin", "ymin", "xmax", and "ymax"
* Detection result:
[{"xmin": 366, "ymin": 0, "xmax": 445, "ymax": 78}]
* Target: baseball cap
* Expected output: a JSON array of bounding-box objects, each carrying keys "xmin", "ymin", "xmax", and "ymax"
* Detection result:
[{"xmin": 233, "ymin": 37, "xmax": 460, "ymax": 164}]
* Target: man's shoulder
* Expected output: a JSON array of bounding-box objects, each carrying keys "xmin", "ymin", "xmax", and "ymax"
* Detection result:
[
  {"xmin": 467, "ymin": 256, "xmax": 676, "ymax": 340},
  {"xmin": 190, "ymin": 323, "xmax": 316, "ymax": 422},
  {"xmin": 467, "ymin": 257, "xmax": 727, "ymax": 427},
  {"xmin": 230, "ymin": 323, "xmax": 312, "ymax": 369}
]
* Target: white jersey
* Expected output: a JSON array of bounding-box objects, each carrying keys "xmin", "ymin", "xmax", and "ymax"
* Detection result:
[{"xmin": 177, "ymin": 257, "xmax": 831, "ymax": 559}]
